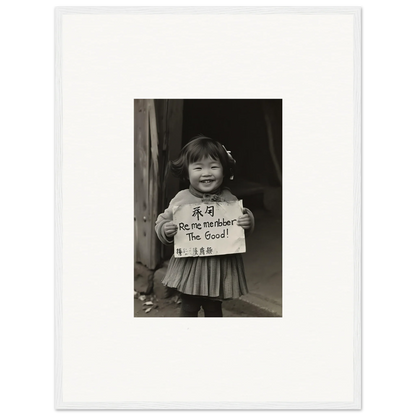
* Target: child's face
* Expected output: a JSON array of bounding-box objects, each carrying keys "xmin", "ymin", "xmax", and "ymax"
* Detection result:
[{"xmin": 188, "ymin": 156, "xmax": 224, "ymax": 193}]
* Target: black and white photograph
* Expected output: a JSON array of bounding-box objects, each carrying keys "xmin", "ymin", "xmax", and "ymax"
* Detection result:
[
  {"xmin": 51, "ymin": 5, "xmax": 365, "ymax": 410},
  {"xmin": 134, "ymin": 99, "xmax": 282, "ymax": 317}
]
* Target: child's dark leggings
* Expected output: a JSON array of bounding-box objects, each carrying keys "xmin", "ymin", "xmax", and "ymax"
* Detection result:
[{"xmin": 180, "ymin": 294, "xmax": 223, "ymax": 317}]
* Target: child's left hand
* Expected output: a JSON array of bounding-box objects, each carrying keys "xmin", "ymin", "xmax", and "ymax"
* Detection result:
[{"xmin": 237, "ymin": 208, "xmax": 252, "ymax": 230}]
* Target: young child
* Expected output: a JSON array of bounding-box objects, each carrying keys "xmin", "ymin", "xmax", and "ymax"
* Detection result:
[{"xmin": 155, "ymin": 135, "xmax": 255, "ymax": 317}]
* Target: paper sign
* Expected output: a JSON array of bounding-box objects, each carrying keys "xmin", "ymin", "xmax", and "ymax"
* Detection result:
[{"xmin": 172, "ymin": 200, "xmax": 246, "ymax": 258}]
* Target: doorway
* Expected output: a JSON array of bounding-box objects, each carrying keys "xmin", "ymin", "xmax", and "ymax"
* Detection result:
[{"xmin": 180, "ymin": 99, "xmax": 282, "ymax": 314}]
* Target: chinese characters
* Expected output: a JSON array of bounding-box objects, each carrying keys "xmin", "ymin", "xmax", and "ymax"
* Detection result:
[{"xmin": 192, "ymin": 205, "xmax": 215, "ymax": 221}]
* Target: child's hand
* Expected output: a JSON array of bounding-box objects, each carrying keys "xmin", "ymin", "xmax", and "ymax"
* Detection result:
[
  {"xmin": 237, "ymin": 209, "xmax": 252, "ymax": 230},
  {"xmin": 164, "ymin": 221, "xmax": 178, "ymax": 238}
]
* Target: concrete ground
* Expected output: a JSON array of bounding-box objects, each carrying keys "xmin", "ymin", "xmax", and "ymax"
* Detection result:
[
  {"xmin": 240, "ymin": 207, "xmax": 282, "ymax": 316},
  {"xmin": 134, "ymin": 207, "xmax": 282, "ymax": 318}
]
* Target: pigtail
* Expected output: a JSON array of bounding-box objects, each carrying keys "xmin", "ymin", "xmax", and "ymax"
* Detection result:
[{"xmin": 169, "ymin": 151, "xmax": 189, "ymax": 181}]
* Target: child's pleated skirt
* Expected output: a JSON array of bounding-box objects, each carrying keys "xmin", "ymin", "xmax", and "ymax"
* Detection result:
[{"xmin": 162, "ymin": 254, "xmax": 249, "ymax": 300}]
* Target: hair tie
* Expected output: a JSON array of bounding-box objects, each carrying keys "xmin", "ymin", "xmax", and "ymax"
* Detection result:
[{"xmin": 222, "ymin": 145, "xmax": 236, "ymax": 180}]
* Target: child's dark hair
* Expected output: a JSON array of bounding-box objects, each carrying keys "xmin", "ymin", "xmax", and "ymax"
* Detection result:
[{"xmin": 170, "ymin": 135, "xmax": 235, "ymax": 182}]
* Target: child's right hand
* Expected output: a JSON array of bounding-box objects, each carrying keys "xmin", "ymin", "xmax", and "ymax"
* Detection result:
[{"xmin": 164, "ymin": 222, "xmax": 178, "ymax": 238}]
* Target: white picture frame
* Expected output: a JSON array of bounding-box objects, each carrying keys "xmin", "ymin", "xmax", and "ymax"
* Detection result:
[{"xmin": 55, "ymin": 6, "xmax": 361, "ymax": 409}]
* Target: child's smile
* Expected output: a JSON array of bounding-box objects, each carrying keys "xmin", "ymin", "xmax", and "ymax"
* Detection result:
[{"xmin": 188, "ymin": 157, "xmax": 224, "ymax": 194}]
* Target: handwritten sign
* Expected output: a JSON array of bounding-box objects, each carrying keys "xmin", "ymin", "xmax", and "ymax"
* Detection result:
[{"xmin": 172, "ymin": 200, "xmax": 246, "ymax": 258}]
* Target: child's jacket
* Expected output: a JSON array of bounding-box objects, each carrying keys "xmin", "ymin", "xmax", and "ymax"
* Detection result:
[{"xmin": 155, "ymin": 186, "xmax": 254, "ymax": 299}]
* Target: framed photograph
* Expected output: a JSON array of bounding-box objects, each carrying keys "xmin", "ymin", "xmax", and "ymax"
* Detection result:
[{"xmin": 55, "ymin": 7, "xmax": 361, "ymax": 409}]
